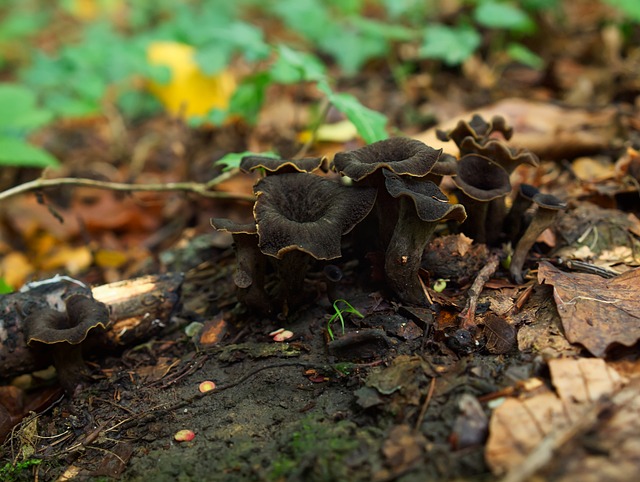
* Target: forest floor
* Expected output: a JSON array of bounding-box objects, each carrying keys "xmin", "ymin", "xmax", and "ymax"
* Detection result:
[{"xmin": 2, "ymin": 2, "xmax": 640, "ymax": 481}]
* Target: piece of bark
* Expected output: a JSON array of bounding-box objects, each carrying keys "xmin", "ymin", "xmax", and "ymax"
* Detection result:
[{"xmin": 0, "ymin": 273, "xmax": 183, "ymax": 379}]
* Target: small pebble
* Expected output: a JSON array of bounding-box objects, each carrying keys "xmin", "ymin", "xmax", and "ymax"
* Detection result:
[
  {"xmin": 273, "ymin": 330, "xmax": 293, "ymax": 342},
  {"xmin": 174, "ymin": 429, "xmax": 195, "ymax": 442},
  {"xmin": 199, "ymin": 380, "xmax": 216, "ymax": 393}
]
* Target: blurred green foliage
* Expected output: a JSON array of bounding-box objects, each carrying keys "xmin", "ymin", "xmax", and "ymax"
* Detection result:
[{"xmin": 0, "ymin": 0, "xmax": 638, "ymax": 166}]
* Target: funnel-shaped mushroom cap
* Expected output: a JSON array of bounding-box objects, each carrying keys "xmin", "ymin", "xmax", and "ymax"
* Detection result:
[
  {"xmin": 24, "ymin": 294, "xmax": 109, "ymax": 346},
  {"xmin": 332, "ymin": 137, "xmax": 442, "ymax": 181},
  {"xmin": 459, "ymin": 137, "xmax": 539, "ymax": 173},
  {"xmin": 383, "ymin": 170, "xmax": 467, "ymax": 223},
  {"xmin": 210, "ymin": 218, "xmax": 257, "ymax": 235},
  {"xmin": 453, "ymin": 154, "xmax": 512, "ymax": 201},
  {"xmin": 437, "ymin": 114, "xmax": 513, "ymax": 146},
  {"xmin": 532, "ymin": 192, "xmax": 567, "ymax": 211},
  {"xmin": 240, "ymin": 155, "xmax": 325, "ymax": 174},
  {"xmin": 254, "ymin": 173, "xmax": 377, "ymax": 259}
]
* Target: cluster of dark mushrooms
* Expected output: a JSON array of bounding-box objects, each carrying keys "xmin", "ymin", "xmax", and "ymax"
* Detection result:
[{"xmin": 212, "ymin": 114, "xmax": 566, "ymax": 314}]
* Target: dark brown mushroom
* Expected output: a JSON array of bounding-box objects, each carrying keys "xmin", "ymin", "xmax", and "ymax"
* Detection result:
[
  {"xmin": 210, "ymin": 218, "xmax": 271, "ymax": 313},
  {"xmin": 452, "ymin": 154, "xmax": 511, "ymax": 244},
  {"xmin": 240, "ymin": 155, "xmax": 325, "ymax": 174},
  {"xmin": 332, "ymin": 137, "xmax": 442, "ymax": 247},
  {"xmin": 253, "ymin": 172, "xmax": 376, "ymax": 310},
  {"xmin": 510, "ymin": 193, "xmax": 567, "ymax": 284},
  {"xmin": 458, "ymin": 137, "xmax": 539, "ymax": 174},
  {"xmin": 23, "ymin": 294, "xmax": 109, "ymax": 395},
  {"xmin": 502, "ymin": 183, "xmax": 540, "ymax": 243},
  {"xmin": 436, "ymin": 114, "xmax": 513, "ymax": 147},
  {"xmin": 332, "ymin": 137, "xmax": 442, "ymax": 181},
  {"xmin": 383, "ymin": 170, "xmax": 467, "ymax": 305}
]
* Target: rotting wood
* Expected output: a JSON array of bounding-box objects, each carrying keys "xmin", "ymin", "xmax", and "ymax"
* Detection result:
[{"xmin": 0, "ymin": 273, "xmax": 183, "ymax": 379}]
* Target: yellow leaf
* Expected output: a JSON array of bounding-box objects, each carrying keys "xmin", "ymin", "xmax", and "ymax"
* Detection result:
[
  {"xmin": 39, "ymin": 246, "xmax": 92, "ymax": 274},
  {"xmin": 147, "ymin": 41, "xmax": 236, "ymax": 118},
  {"xmin": 67, "ymin": 0, "xmax": 123, "ymax": 21},
  {"xmin": 0, "ymin": 252, "xmax": 34, "ymax": 288},
  {"xmin": 94, "ymin": 249, "xmax": 128, "ymax": 269}
]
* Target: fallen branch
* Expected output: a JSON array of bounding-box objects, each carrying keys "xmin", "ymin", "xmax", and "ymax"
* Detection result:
[{"xmin": 0, "ymin": 169, "xmax": 254, "ymax": 203}]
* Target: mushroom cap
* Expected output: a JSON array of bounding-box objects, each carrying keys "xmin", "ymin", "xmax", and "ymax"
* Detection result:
[
  {"xmin": 253, "ymin": 173, "xmax": 377, "ymax": 259},
  {"xmin": 458, "ymin": 137, "xmax": 539, "ymax": 173},
  {"xmin": 240, "ymin": 155, "xmax": 325, "ymax": 174},
  {"xmin": 532, "ymin": 192, "xmax": 567, "ymax": 211},
  {"xmin": 429, "ymin": 153, "xmax": 458, "ymax": 176},
  {"xmin": 24, "ymin": 294, "xmax": 109, "ymax": 346},
  {"xmin": 437, "ymin": 114, "xmax": 513, "ymax": 146},
  {"xmin": 332, "ymin": 137, "xmax": 442, "ymax": 181},
  {"xmin": 383, "ymin": 170, "xmax": 467, "ymax": 223},
  {"xmin": 453, "ymin": 154, "xmax": 512, "ymax": 201},
  {"xmin": 518, "ymin": 183, "xmax": 540, "ymax": 201},
  {"xmin": 210, "ymin": 218, "xmax": 257, "ymax": 235}
]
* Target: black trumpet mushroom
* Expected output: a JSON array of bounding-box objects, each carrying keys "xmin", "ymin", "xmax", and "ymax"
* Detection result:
[
  {"xmin": 382, "ymin": 170, "xmax": 466, "ymax": 305},
  {"xmin": 240, "ymin": 155, "xmax": 325, "ymax": 175},
  {"xmin": 23, "ymin": 293, "xmax": 110, "ymax": 395},
  {"xmin": 452, "ymin": 154, "xmax": 511, "ymax": 244},
  {"xmin": 332, "ymin": 137, "xmax": 442, "ymax": 248},
  {"xmin": 253, "ymin": 172, "xmax": 376, "ymax": 311},
  {"xmin": 510, "ymin": 193, "xmax": 567, "ymax": 284},
  {"xmin": 209, "ymin": 218, "xmax": 271, "ymax": 314}
]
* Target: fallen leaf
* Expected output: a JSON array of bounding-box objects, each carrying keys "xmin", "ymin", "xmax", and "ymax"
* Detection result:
[
  {"xmin": 147, "ymin": 41, "xmax": 236, "ymax": 118},
  {"xmin": 485, "ymin": 358, "xmax": 625, "ymax": 476},
  {"xmin": 538, "ymin": 261, "xmax": 640, "ymax": 356}
]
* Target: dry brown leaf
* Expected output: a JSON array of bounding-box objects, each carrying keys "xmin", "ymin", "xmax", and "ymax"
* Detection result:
[
  {"xmin": 414, "ymin": 98, "xmax": 618, "ymax": 160},
  {"xmin": 485, "ymin": 358, "xmax": 626, "ymax": 476},
  {"xmin": 538, "ymin": 261, "xmax": 640, "ymax": 356}
]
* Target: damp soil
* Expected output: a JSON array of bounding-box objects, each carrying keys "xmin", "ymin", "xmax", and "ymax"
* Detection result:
[{"xmin": 8, "ymin": 236, "xmax": 555, "ymax": 482}]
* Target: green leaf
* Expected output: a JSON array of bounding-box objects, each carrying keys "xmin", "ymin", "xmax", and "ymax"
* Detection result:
[
  {"xmin": 318, "ymin": 82, "xmax": 388, "ymax": 144},
  {"xmin": 270, "ymin": 45, "xmax": 326, "ymax": 83},
  {"xmin": 214, "ymin": 151, "xmax": 278, "ymax": 172},
  {"xmin": 602, "ymin": 0, "xmax": 640, "ymax": 22},
  {"xmin": 419, "ymin": 24, "xmax": 481, "ymax": 66},
  {"xmin": 0, "ymin": 277, "xmax": 12, "ymax": 294},
  {"xmin": 0, "ymin": 84, "xmax": 53, "ymax": 132},
  {"xmin": 474, "ymin": 2, "xmax": 535, "ymax": 32},
  {"xmin": 228, "ymin": 72, "xmax": 272, "ymax": 125},
  {"xmin": 0, "ymin": 136, "xmax": 59, "ymax": 168},
  {"xmin": 506, "ymin": 42, "xmax": 544, "ymax": 69}
]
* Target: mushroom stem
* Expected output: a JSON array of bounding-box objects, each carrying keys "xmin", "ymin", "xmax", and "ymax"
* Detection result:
[
  {"xmin": 457, "ymin": 191, "xmax": 489, "ymax": 243},
  {"xmin": 385, "ymin": 198, "xmax": 437, "ymax": 306},
  {"xmin": 277, "ymin": 250, "xmax": 312, "ymax": 310},
  {"xmin": 232, "ymin": 233, "xmax": 271, "ymax": 313},
  {"xmin": 52, "ymin": 344, "xmax": 87, "ymax": 395},
  {"xmin": 503, "ymin": 184, "xmax": 539, "ymax": 243},
  {"xmin": 485, "ymin": 198, "xmax": 507, "ymax": 245},
  {"xmin": 510, "ymin": 194, "xmax": 566, "ymax": 283}
]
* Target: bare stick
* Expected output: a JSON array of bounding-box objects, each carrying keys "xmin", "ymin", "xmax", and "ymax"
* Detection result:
[
  {"xmin": 0, "ymin": 169, "xmax": 254, "ymax": 203},
  {"xmin": 458, "ymin": 251, "xmax": 501, "ymax": 329}
]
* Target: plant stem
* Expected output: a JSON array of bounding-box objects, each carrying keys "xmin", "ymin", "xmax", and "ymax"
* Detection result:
[{"xmin": 0, "ymin": 169, "xmax": 254, "ymax": 203}]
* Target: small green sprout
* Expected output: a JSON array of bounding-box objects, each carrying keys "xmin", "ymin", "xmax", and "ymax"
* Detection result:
[{"xmin": 327, "ymin": 299, "xmax": 364, "ymax": 341}]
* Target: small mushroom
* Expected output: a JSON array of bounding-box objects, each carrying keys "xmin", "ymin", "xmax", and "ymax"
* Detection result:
[
  {"xmin": 332, "ymin": 137, "xmax": 442, "ymax": 247},
  {"xmin": 240, "ymin": 155, "xmax": 325, "ymax": 174},
  {"xmin": 452, "ymin": 154, "xmax": 511, "ymax": 244},
  {"xmin": 23, "ymin": 294, "xmax": 109, "ymax": 395},
  {"xmin": 502, "ymin": 183, "xmax": 540, "ymax": 242},
  {"xmin": 436, "ymin": 114, "xmax": 513, "ymax": 148},
  {"xmin": 458, "ymin": 137, "xmax": 539, "ymax": 174},
  {"xmin": 510, "ymin": 193, "xmax": 567, "ymax": 283},
  {"xmin": 383, "ymin": 170, "xmax": 467, "ymax": 305},
  {"xmin": 253, "ymin": 172, "xmax": 376, "ymax": 309},
  {"xmin": 210, "ymin": 218, "xmax": 271, "ymax": 313}
]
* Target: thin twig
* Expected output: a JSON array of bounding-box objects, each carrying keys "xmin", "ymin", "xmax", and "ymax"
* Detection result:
[
  {"xmin": 458, "ymin": 251, "xmax": 501, "ymax": 329},
  {"xmin": 295, "ymin": 97, "xmax": 331, "ymax": 159},
  {"xmin": 0, "ymin": 169, "xmax": 254, "ymax": 203}
]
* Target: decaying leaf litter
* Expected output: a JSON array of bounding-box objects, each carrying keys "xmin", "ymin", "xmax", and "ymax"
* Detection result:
[{"xmin": 1, "ymin": 2, "xmax": 640, "ymax": 481}]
